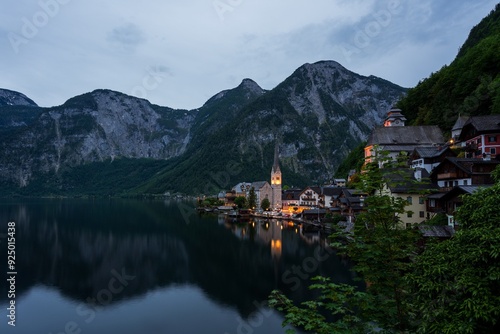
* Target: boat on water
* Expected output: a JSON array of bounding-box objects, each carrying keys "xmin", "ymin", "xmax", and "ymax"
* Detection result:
[{"xmin": 227, "ymin": 209, "xmax": 252, "ymax": 219}]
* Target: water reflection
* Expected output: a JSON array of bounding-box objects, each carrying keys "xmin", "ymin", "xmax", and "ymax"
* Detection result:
[{"xmin": 0, "ymin": 199, "xmax": 360, "ymax": 330}]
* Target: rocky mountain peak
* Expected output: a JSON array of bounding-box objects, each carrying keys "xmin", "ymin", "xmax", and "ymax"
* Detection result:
[
  {"xmin": 0, "ymin": 88, "xmax": 38, "ymax": 107},
  {"xmin": 238, "ymin": 78, "xmax": 265, "ymax": 95}
]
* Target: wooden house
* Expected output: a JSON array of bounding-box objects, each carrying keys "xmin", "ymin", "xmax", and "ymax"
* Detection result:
[
  {"xmin": 459, "ymin": 115, "xmax": 500, "ymax": 159},
  {"xmin": 409, "ymin": 146, "xmax": 456, "ymax": 174},
  {"xmin": 430, "ymin": 157, "xmax": 500, "ymax": 190}
]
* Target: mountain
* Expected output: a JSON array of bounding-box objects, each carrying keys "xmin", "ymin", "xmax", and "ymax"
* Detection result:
[
  {"xmin": 0, "ymin": 88, "xmax": 38, "ymax": 107},
  {"xmin": 0, "ymin": 89, "xmax": 195, "ymax": 190},
  {"xmin": 0, "ymin": 88, "xmax": 42, "ymax": 137},
  {"xmin": 398, "ymin": 3, "xmax": 500, "ymax": 131},
  {"xmin": 0, "ymin": 61, "xmax": 406, "ymax": 196},
  {"xmin": 136, "ymin": 61, "xmax": 406, "ymax": 195}
]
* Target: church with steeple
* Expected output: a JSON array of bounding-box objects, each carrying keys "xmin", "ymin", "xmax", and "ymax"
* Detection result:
[
  {"xmin": 270, "ymin": 142, "xmax": 282, "ymax": 209},
  {"xmin": 228, "ymin": 141, "xmax": 283, "ymax": 210}
]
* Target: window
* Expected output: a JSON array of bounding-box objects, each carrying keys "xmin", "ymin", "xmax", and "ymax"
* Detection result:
[
  {"xmin": 429, "ymin": 199, "xmax": 436, "ymax": 208},
  {"xmin": 419, "ymin": 197, "xmax": 425, "ymax": 204},
  {"xmin": 407, "ymin": 196, "xmax": 412, "ymax": 204},
  {"xmin": 407, "ymin": 212, "xmax": 413, "ymax": 218},
  {"xmin": 406, "ymin": 223, "xmax": 412, "ymax": 229},
  {"xmin": 419, "ymin": 211, "xmax": 425, "ymax": 218},
  {"xmin": 464, "ymin": 180, "xmax": 468, "ymax": 185},
  {"xmin": 488, "ymin": 136, "xmax": 496, "ymax": 143},
  {"xmin": 477, "ymin": 138, "xmax": 481, "ymax": 144},
  {"xmin": 491, "ymin": 148, "xmax": 497, "ymax": 155}
]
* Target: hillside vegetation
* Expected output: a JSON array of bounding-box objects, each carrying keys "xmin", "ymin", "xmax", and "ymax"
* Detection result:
[{"xmin": 398, "ymin": 4, "xmax": 500, "ymax": 132}]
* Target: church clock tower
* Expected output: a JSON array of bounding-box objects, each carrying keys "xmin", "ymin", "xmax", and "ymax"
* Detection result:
[{"xmin": 270, "ymin": 142, "xmax": 282, "ymax": 210}]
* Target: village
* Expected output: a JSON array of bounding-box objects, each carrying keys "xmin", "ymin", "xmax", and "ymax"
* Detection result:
[{"xmin": 201, "ymin": 107, "xmax": 500, "ymax": 240}]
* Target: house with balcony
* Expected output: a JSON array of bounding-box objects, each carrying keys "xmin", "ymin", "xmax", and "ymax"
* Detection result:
[
  {"xmin": 459, "ymin": 115, "xmax": 500, "ymax": 159},
  {"xmin": 282, "ymin": 189, "xmax": 301, "ymax": 207},
  {"xmin": 299, "ymin": 187, "xmax": 321, "ymax": 207},
  {"xmin": 335, "ymin": 188, "xmax": 367, "ymax": 222},
  {"xmin": 232, "ymin": 182, "xmax": 252, "ymax": 197},
  {"xmin": 321, "ymin": 187, "xmax": 344, "ymax": 209},
  {"xmin": 429, "ymin": 157, "xmax": 499, "ymax": 190},
  {"xmin": 427, "ymin": 185, "xmax": 493, "ymax": 228},
  {"xmin": 409, "ymin": 146, "xmax": 456, "ymax": 174}
]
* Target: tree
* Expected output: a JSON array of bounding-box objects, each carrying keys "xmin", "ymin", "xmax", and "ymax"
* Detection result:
[
  {"xmin": 270, "ymin": 278, "xmax": 377, "ymax": 334},
  {"xmin": 270, "ymin": 156, "xmax": 419, "ymax": 332},
  {"xmin": 260, "ymin": 197, "xmax": 270, "ymax": 211},
  {"xmin": 248, "ymin": 187, "xmax": 257, "ymax": 209},
  {"xmin": 406, "ymin": 166, "xmax": 500, "ymax": 333},
  {"xmin": 234, "ymin": 196, "xmax": 247, "ymax": 209}
]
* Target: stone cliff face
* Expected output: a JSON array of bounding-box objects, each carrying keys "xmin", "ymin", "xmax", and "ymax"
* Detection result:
[
  {"xmin": 226, "ymin": 61, "xmax": 407, "ymax": 182},
  {"xmin": 0, "ymin": 90, "xmax": 195, "ymax": 187},
  {"xmin": 0, "ymin": 61, "xmax": 407, "ymax": 193}
]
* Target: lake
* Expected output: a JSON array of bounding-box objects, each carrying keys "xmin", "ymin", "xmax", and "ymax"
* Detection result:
[{"xmin": 0, "ymin": 199, "xmax": 360, "ymax": 334}]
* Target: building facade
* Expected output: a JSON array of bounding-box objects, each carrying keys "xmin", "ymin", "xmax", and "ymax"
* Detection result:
[
  {"xmin": 459, "ymin": 115, "xmax": 500, "ymax": 160},
  {"xmin": 365, "ymin": 107, "xmax": 444, "ymax": 166}
]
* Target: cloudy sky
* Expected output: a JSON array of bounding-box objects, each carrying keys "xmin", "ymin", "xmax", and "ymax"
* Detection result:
[{"xmin": 0, "ymin": 0, "xmax": 498, "ymax": 109}]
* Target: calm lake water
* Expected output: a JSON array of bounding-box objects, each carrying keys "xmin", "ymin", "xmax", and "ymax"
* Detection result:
[{"xmin": 0, "ymin": 199, "xmax": 360, "ymax": 334}]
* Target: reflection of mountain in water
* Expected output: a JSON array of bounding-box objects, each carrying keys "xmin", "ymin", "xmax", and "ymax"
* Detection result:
[{"xmin": 0, "ymin": 199, "xmax": 359, "ymax": 317}]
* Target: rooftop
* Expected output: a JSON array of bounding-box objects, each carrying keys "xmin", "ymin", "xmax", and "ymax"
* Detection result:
[
  {"xmin": 367, "ymin": 125, "xmax": 444, "ymax": 146},
  {"xmin": 461, "ymin": 114, "xmax": 500, "ymax": 134},
  {"xmin": 412, "ymin": 146, "xmax": 452, "ymax": 159},
  {"xmin": 418, "ymin": 225, "xmax": 455, "ymax": 238},
  {"xmin": 432, "ymin": 157, "xmax": 500, "ymax": 176}
]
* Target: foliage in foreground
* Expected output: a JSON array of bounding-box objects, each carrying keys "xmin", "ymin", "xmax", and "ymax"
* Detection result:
[
  {"xmin": 269, "ymin": 278, "xmax": 377, "ymax": 334},
  {"xmin": 406, "ymin": 167, "xmax": 500, "ymax": 333},
  {"xmin": 270, "ymin": 164, "xmax": 500, "ymax": 333}
]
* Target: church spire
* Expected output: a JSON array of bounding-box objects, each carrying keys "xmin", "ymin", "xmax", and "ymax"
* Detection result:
[
  {"xmin": 272, "ymin": 141, "xmax": 281, "ymax": 173},
  {"xmin": 270, "ymin": 139, "xmax": 282, "ymax": 209}
]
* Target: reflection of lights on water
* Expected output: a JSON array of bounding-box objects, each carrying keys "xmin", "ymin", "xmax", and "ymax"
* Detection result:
[
  {"xmin": 280, "ymin": 225, "xmax": 283, "ymax": 230},
  {"xmin": 271, "ymin": 239, "xmax": 282, "ymax": 250},
  {"xmin": 295, "ymin": 228, "xmax": 298, "ymax": 233}
]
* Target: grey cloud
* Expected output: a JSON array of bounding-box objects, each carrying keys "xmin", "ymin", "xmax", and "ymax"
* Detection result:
[{"xmin": 107, "ymin": 23, "xmax": 146, "ymax": 52}]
